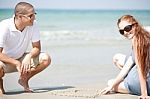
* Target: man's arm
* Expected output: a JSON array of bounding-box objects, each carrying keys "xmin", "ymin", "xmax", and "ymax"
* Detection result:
[
  {"xmin": 29, "ymin": 40, "xmax": 41, "ymax": 58},
  {"xmin": 0, "ymin": 47, "xmax": 21, "ymax": 71},
  {"xmin": 21, "ymin": 41, "xmax": 41, "ymax": 74}
]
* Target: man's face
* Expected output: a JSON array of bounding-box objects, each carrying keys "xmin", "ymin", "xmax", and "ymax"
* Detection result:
[{"xmin": 21, "ymin": 8, "xmax": 36, "ymax": 26}]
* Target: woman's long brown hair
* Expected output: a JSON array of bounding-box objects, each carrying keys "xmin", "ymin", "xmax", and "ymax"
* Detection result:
[{"xmin": 118, "ymin": 15, "xmax": 150, "ymax": 79}]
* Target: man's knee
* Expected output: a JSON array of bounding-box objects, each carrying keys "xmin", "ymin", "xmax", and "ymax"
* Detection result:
[{"xmin": 40, "ymin": 53, "xmax": 51, "ymax": 67}]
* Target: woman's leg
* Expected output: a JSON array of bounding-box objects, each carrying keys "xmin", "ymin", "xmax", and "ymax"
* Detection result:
[
  {"xmin": 114, "ymin": 81, "xmax": 129, "ymax": 94},
  {"xmin": 107, "ymin": 79, "xmax": 129, "ymax": 94}
]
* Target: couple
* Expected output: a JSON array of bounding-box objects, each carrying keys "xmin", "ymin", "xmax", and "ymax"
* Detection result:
[{"xmin": 0, "ymin": 2, "xmax": 150, "ymax": 99}]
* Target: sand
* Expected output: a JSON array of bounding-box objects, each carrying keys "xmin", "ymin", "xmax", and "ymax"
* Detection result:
[
  {"xmin": 0, "ymin": 40, "xmax": 138, "ymax": 99},
  {"xmin": 0, "ymin": 85, "xmax": 137, "ymax": 99}
]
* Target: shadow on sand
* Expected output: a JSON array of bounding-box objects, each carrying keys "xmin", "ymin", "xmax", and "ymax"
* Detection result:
[{"xmin": 5, "ymin": 86, "xmax": 75, "ymax": 95}]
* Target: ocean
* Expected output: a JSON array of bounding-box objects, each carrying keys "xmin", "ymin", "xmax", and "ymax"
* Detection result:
[
  {"xmin": 0, "ymin": 9, "xmax": 150, "ymax": 43},
  {"xmin": 0, "ymin": 9, "xmax": 150, "ymax": 91}
]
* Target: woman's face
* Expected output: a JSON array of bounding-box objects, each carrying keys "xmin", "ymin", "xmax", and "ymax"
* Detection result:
[{"xmin": 118, "ymin": 20, "xmax": 136, "ymax": 39}]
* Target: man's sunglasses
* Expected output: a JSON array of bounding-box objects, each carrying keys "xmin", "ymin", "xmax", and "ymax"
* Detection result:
[{"xmin": 119, "ymin": 23, "xmax": 136, "ymax": 35}]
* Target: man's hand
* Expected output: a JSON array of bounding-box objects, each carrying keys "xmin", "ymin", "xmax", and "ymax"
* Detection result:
[
  {"xmin": 13, "ymin": 60, "xmax": 21, "ymax": 72},
  {"xmin": 21, "ymin": 54, "xmax": 31, "ymax": 75}
]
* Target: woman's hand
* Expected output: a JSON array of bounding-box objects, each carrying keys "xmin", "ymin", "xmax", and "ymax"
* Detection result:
[
  {"xmin": 100, "ymin": 86, "xmax": 113, "ymax": 95},
  {"xmin": 138, "ymin": 95, "xmax": 150, "ymax": 99}
]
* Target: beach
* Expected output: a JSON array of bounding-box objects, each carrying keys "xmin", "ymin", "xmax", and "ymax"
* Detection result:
[
  {"xmin": 0, "ymin": 9, "xmax": 150, "ymax": 98},
  {"xmin": 2, "ymin": 42, "xmax": 137, "ymax": 99},
  {"xmin": 1, "ymin": 86, "xmax": 137, "ymax": 99},
  {"xmin": 1, "ymin": 40, "xmax": 138, "ymax": 99}
]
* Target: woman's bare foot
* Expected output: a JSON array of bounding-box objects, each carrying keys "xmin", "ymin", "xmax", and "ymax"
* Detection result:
[{"xmin": 18, "ymin": 78, "xmax": 33, "ymax": 92}]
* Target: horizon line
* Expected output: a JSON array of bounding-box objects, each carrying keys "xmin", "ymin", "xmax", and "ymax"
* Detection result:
[{"xmin": 0, "ymin": 8, "xmax": 150, "ymax": 11}]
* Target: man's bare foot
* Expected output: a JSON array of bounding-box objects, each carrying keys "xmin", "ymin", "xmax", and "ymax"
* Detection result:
[
  {"xmin": 0, "ymin": 79, "xmax": 5, "ymax": 95},
  {"xmin": 18, "ymin": 79, "xmax": 33, "ymax": 92},
  {"xmin": 0, "ymin": 90, "xmax": 4, "ymax": 95}
]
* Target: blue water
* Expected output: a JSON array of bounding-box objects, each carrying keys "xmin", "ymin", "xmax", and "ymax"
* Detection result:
[{"xmin": 0, "ymin": 9, "xmax": 150, "ymax": 41}]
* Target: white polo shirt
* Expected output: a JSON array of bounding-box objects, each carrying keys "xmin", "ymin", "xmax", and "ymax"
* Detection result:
[{"xmin": 0, "ymin": 17, "xmax": 40, "ymax": 59}]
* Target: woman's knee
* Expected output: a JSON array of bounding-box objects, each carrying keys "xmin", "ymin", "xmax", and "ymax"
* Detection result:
[
  {"xmin": 116, "ymin": 81, "xmax": 129, "ymax": 94},
  {"xmin": 113, "ymin": 53, "xmax": 125, "ymax": 69},
  {"xmin": 113, "ymin": 53, "xmax": 122, "ymax": 63},
  {"xmin": 107, "ymin": 79, "xmax": 115, "ymax": 86}
]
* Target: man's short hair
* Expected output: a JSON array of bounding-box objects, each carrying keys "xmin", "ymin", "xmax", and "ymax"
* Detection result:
[{"xmin": 14, "ymin": 2, "xmax": 34, "ymax": 15}]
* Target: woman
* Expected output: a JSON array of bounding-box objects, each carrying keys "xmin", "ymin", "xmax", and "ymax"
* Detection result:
[{"xmin": 100, "ymin": 15, "xmax": 150, "ymax": 99}]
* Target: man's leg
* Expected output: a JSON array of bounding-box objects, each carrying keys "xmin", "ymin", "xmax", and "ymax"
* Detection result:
[
  {"xmin": 0, "ymin": 66, "xmax": 5, "ymax": 94},
  {"xmin": 18, "ymin": 53, "xmax": 51, "ymax": 92}
]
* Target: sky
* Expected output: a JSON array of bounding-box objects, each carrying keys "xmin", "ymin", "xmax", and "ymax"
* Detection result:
[{"xmin": 0, "ymin": 0, "xmax": 150, "ymax": 10}]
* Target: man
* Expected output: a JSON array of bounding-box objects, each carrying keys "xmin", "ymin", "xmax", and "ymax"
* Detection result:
[{"xmin": 0, "ymin": 2, "xmax": 51, "ymax": 94}]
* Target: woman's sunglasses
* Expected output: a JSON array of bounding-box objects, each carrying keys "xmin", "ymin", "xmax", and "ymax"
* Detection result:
[{"xmin": 119, "ymin": 23, "xmax": 136, "ymax": 35}]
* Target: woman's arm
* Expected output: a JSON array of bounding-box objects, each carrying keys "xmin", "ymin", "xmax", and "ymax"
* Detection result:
[
  {"xmin": 101, "ymin": 56, "xmax": 134, "ymax": 94},
  {"xmin": 138, "ymin": 67, "xmax": 147, "ymax": 95},
  {"xmin": 111, "ymin": 56, "xmax": 134, "ymax": 88},
  {"xmin": 136, "ymin": 60, "xmax": 148, "ymax": 98},
  {"xmin": 134, "ymin": 49, "xmax": 149, "ymax": 98}
]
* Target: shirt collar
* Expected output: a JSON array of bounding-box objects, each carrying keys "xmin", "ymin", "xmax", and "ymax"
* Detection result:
[{"xmin": 9, "ymin": 15, "xmax": 19, "ymax": 32}]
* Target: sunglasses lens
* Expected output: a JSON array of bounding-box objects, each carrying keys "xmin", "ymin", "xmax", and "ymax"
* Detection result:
[
  {"xmin": 29, "ymin": 13, "xmax": 36, "ymax": 18},
  {"xmin": 119, "ymin": 23, "xmax": 136, "ymax": 35},
  {"xmin": 124, "ymin": 25, "xmax": 132, "ymax": 32},
  {"xmin": 119, "ymin": 30, "xmax": 124, "ymax": 35},
  {"xmin": 29, "ymin": 14, "xmax": 34, "ymax": 18}
]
